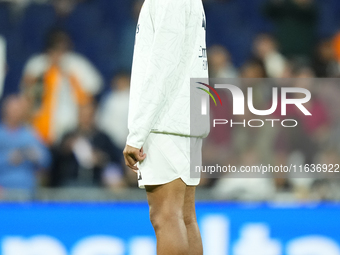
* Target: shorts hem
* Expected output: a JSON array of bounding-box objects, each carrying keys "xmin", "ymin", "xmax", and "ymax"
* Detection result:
[{"xmin": 138, "ymin": 177, "xmax": 200, "ymax": 189}]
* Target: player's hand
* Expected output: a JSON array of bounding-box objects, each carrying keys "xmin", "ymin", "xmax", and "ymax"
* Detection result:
[{"xmin": 123, "ymin": 145, "xmax": 146, "ymax": 173}]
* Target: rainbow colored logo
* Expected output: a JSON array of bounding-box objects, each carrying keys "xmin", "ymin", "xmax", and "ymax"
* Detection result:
[{"xmin": 196, "ymin": 82, "xmax": 222, "ymax": 106}]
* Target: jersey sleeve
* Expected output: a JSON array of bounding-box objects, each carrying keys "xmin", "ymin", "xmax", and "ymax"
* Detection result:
[{"xmin": 126, "ymin": 0, "xmax": 187, "ymax": 149}]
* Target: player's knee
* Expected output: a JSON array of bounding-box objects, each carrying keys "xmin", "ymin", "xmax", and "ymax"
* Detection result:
[{"xmin": 149, "ymin": 206, "xmax": 183, "ymax": 231}]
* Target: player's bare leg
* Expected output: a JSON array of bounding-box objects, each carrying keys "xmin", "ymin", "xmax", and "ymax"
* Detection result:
[
  {"xmin": 183, "ymin": 186, "xmax": 203, "ymax": 255},
  {"xmin": 145, "ymin": 178, "xmax": 189, "ymax": 255}
]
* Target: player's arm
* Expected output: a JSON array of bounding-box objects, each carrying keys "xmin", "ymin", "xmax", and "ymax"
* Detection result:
[{"xmin": 124, "ymin": 0, "xmax": 186, "ymax": 168}]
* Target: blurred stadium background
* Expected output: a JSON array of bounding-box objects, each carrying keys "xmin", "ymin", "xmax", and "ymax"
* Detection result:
[{"xmin": 0, "ymin": 0, "xmax": 340, "ymax": 254}]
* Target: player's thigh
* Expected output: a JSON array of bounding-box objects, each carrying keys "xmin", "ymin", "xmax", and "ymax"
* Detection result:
[
  {"xmin": 145, "ymin": 178, "xmax": 187, "ymax": 223},
  {"xmin": 183, "ymin": 185, "xmax": 197, "ymax": 225}
]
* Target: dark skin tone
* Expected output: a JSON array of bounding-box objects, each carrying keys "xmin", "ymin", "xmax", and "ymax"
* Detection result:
[
  {"xmin": 123, "ymin": 145, "xmax": 146, "ymax": 172},
  {"xmin": 123, "ymin": 144, "xmax": 203, "ymax": 255}
]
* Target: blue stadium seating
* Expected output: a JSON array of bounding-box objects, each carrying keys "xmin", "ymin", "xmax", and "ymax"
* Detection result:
[
  {"xmin": 19, "ymin": 4, "xmax": 56, "ymax": 54},
  {"xmin": 0, "ymin": 3, "xmax": 11, "ymax": 36}
]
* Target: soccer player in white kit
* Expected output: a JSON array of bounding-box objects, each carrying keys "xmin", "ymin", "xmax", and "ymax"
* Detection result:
[{"xmin": 123, "ymin": 0, "xmax": 208, "ymax": 254}]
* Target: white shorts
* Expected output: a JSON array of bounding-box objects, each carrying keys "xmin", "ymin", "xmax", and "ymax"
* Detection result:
[{"xmin": 137, "ymin": 133, "xmax": 202, "ymax": 188}]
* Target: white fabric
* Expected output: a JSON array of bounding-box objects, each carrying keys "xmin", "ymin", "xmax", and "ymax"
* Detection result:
[
  {"xmin": 23, "ymin": 52, "xmax": 103, "ymax": 94},
  {"xmin": 264, "ymin": 52, "xmax": 286, "ymax": 78},
  {"xmin": 137, "ymin": 133, "xmax": 202, "ymax": 188},
  {"xmin": 127, "ymin": 0, "xmax": 209, "ymax": 149},
  {"xmin": 72, "ymin": 137, "xmax": 94, "ymax": 169}
]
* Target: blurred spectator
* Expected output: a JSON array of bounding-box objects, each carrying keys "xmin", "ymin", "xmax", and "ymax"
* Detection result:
[
  {"xmin": 274, "ymin": 67, "xmax": 331, "ymax": 166},
  {"xmin": 232, "ymin": 65, "xmax": 277, "ymax": 164},
  {"xmin": 263, "ymin": 0, "xmax": 318, "ymax": 60},
  {"xmin": 212, "ymin": 148, "xmax": 276, "ymax": 201},
  {"xmin": 0, "ymin": 95, "xmax": 50, "ymax": 195},
  {"xmin": 21, "ymin": 29, "xmax": 103, "ymax": 144},
  {"xmin": 310, "ymin": 149, "xmax": 340, "ymax": 201},
  {"xmin": 291, "ymin": 67, "xmax": 331, "ymax": 147},
  {"xmin": 97, "ymin": 71, "xmax": 130, "ymax": 150},
  {"xmin": 53, "ymin": 0, "xmax": 76, "ymax": 17},
  {"xmin": 200, "ymin": 91, "xmax": 233, "ymax": 188},
  {"xmin": 272, "ymin": 151, "xmax": 293, "ymax": 195},
  {"xmin": 50, "ymin": 102, "xmax": 124, "ymax": 188},
  {"xmin": 312, "ymin": 38, "xmax": 339, "ymax": 77},
  {"xmin": 207, "ymin": 45, "xmax": 238, "ymax": 78},
  {"xmin": 200, "ymin": 46, "xmax": 236, "ymax": 186},
  {"xmin": 240, "ymin": 58, "xmax": 267, "ymax": 78},
  {"xmin": 201, "ymin": 45, "xmax": 239, "ymax": 186},
  {"xmin": 333, "ymin": 31, "xmax": 340, "ymax": 66},
  {"xmin": 253, "ymin": 34, "xmax": 287, "ymax": 78}
]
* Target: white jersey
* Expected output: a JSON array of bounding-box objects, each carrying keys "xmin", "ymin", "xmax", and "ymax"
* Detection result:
[{"xmin": 127, "ymin": 0, "xmax": 209, "ymax": 149}]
